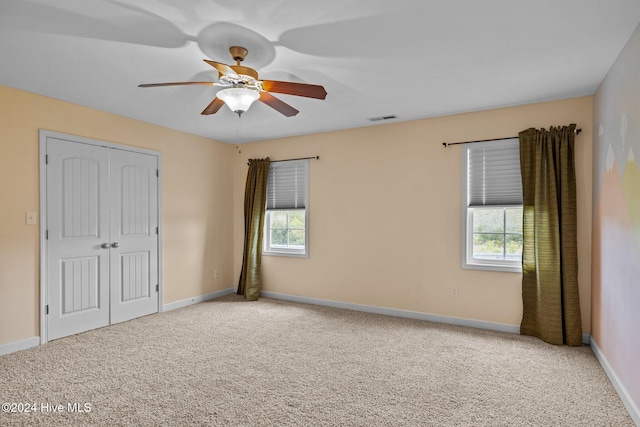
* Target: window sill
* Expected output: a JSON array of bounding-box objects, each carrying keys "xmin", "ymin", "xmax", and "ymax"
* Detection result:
[
  {"xmin": 263, "ymin": 251, "xmax": 308, "ymax": 259},
  {"xmin": 462, "ymin": 262, "xmax": 522, "ymax": 273}
]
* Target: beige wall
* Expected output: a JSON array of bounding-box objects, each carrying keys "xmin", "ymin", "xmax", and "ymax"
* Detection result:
[
  {"xmin": 0, "ymin": 85, "xmax": 235, "ymax": 346},
  {"xmin": 234, "ymin": 97, "xmax": 593, "ymax": 330},
  {"xmin": 0, "ymin": 85, "xmax": 593, "ymax": 348}
]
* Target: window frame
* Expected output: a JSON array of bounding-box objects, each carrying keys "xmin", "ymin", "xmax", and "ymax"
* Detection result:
[
  {"xmin": 264, "ymin": 208, "xmax": 309, "ymax": 258},
  {"xmin": 263, "ymin": 159, "xmax": 309, "ymax": 258},
  {"xmin": 464, "ymin": 206, "xmax": 523, "ymax": 272},
  {"xmin": 461, "ymin": 139, "xmax": 522, "ymax": 273}
]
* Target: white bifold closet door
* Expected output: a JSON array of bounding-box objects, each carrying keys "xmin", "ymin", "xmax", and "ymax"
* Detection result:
[{"xmin": 46, "ymin": 137, "xmax": 158, "ymax": 341}]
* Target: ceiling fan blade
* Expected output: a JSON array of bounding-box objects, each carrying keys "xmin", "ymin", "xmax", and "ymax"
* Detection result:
[
  {"xmin": 203, "ymin": 60, "xmax": 239, "ymax": 79},
  {"xmin": 261, "ymin": 80, "xmax": 327, "ymax": 100},
  {"xmin": 259, "ymin": 92, "xmax": 299, "ymax": 117},
  {"xmin": 201, "ymin": 98, "xmax": 225, "ymax": 115},
  {"xmin": 138, "ymin": 82, "xmax": 217, "ymax": 88}
]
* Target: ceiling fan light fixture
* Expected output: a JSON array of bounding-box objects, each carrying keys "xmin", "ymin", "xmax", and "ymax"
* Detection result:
[
  {"xmin": 140, "ymin": 46, "xmax": 327, "ymax": 118},
  {"xmin": 216, "ymin": 87, "xmax": 260, "ymax": 115}
]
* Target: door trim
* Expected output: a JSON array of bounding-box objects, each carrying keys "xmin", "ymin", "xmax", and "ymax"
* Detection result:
[{"xmin": 39, "ymin": 130, "xmax": 163, "ymax": 344}]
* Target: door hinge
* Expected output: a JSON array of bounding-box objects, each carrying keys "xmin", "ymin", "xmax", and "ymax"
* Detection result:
[
  {"xmin": 156, "ymin": 226, "xmax": 159, "ymax": 235},
  {"xmin": 45, "ymin": 154, "xmax": 49, "ymax": 164},
  {"xmin": 156, "ymin": 169, "xmax": 159, "ymax": 177},
  {"xmin": 45, "ymin": 305, "xmax": 49, "ymax": 315},
  {"xmin": 156, "ymin": 284, "xmax": 159, "ymax": 292},
  {"xmin": 46, "ymin": 230, "xmax": 49, "ymax": 240}
]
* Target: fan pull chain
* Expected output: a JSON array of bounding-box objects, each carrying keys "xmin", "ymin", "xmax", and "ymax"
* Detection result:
[{"xmin": 236, "ymin": 112, "xmax": 242, "ymax": 140}]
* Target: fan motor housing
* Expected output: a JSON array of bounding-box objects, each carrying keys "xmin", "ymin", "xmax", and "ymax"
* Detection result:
[{"xmin": 230, "ymin": 65, "xmax": 259, "ymax": 80}]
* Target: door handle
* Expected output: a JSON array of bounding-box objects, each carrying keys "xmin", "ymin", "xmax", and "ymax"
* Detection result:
[
  {"xmin": 101, "ymin": 243, "xmax": 110, "ymax": 249},
  {"xmin": 111, "ymin": 242, "xmax": 120, "ymax": 248}
]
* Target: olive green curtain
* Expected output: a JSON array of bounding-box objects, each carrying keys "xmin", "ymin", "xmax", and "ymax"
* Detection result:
[
  {"xmin": 237, "ymin": 158, "xmax": 271, "ymax": 301},
  {"xmin": 518, "ymin": 124, "xmax": 582, "ymax": 346}
]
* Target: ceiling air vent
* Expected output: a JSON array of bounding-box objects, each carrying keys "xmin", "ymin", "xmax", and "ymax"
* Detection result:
[{"xmin": 368, "ymin": 115, "xmax": 398, "ymax": 122}]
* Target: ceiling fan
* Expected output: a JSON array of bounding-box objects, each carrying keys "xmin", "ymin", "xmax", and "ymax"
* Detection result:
[{"xmin": 139, "ymin": 46, "xmax": 327, "ymax": 117}]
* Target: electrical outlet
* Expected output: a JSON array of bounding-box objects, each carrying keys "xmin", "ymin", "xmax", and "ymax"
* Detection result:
[{"xmin": 450, "ymin": 287, "xmax": 459, "ymax": 298}]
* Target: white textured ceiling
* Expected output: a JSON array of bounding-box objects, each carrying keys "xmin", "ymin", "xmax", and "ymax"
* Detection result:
[{"xmin": 1, "ymin": 0, "xmax": 640, "ymax": 143}]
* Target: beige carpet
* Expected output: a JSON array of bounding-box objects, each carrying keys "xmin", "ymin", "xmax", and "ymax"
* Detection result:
[{"xmin": 0, "ymin": 295, "xmax": 633, "ymax": 426}]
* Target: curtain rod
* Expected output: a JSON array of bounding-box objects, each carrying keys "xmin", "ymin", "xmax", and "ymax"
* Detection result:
[
  {"xmin": 247, "ymin": 155, "xmax": 319, "ymax": 165},
  {"xmin": 442, "ymin": 128, "xmax": 582, "ymax": 148}
]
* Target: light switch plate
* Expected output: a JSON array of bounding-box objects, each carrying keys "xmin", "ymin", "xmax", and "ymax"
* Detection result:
[{"xmin": 26, "ymin": 211, "xmax": 37, "ymax": 225}]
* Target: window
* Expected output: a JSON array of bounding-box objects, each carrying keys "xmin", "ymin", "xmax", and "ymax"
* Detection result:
[
  {"xmin": 462, "ymin": 139, "xmax": 523, "ymax": 272},
  {"xmin": 264, "ymin": 159, "xmax": 309, "ymax": 257}
]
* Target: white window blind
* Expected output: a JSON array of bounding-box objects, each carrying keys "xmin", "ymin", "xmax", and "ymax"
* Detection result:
[
  {"xmin": 266, "ymin": 159, "xmax": 308, "ymax": 210},
  {"xmin": 467, "ymin": 139, "xmax": 522, "ymax": 207}
]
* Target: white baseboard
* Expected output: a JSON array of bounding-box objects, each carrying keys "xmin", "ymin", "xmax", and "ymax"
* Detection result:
[
  {"xmin": 0, "ymin": 336, "xmax": 40, "ymax": 356},
  {"xmin": 261, "ymin": 292, "xmax": 592, "ymax": 345},
  {"xmin": 162, "ymin": 287, "xmax": 235, "ymax": 312},
  {"xmin": 260, "ymin": 291, "xmax": 521, "ymax": 334},
  {"xmin": 591, "ymin": 338, "xmax": 640, "ymax": 426},
  {"xmin": 0, "ymin": 289, "xmax": 235, "ymax": 357}
]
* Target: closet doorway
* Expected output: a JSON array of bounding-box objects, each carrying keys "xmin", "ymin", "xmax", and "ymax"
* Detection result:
[{"xmin": 40, "ymin": 131, "xmax": 162, "ymax": 342}]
